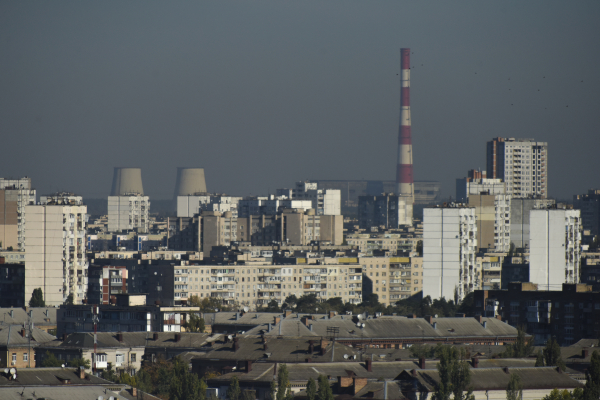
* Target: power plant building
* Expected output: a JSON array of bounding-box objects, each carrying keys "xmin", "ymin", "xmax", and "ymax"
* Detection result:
[
  {"xmin": 486, "ymin": 138, "xmax": 548, "ymax": 198},
  {"xmin": 529, "ymin": 208, "xmax": 581, "ymax": 291},
  {"xmin": 423, "ymin": 205, "xmax": 478, "ymax": 302},
  {"xmin": 24, "ymin": 194, "xmax": 88, "ymax": 306},
  {"xmin": 0, "ymin": 177, "xmax": 36, "ymax": 251}
]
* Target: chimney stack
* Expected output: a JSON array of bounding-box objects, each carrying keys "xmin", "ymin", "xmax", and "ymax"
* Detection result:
[
  {"xmin": 245, "ymin": 360, "xmax": 253, "ymax": 372},
  {"xmin": 79, "ymin": 366, "xmax": 85, "ymax": 379},
  {"xmin": 395, "ymin": 48, "xmax": 414, "ymax": 213},
  {"xmin": 471, "ymin": 357, "xmax": 479, "ymax": 368},
  {"xmin": 365, "ymin": 359, "xmax": 372, "ymax": 372},
  {"xmin": 233, "ymin": 337, "xmax": 240, "ymax": 351},
  {"xmin": 419, "ymin": 357, "xmax": 426, "ymax": 369},
  {"xmin": 117, "ymin": 332, "xmax": 124, "ymax": 342}
]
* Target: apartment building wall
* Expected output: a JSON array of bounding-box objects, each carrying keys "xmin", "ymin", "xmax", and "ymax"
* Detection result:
[
  {"xmin": 468, "ymin": 194, "xmax": 511, "ymax": 252},
  {"xmin": 345, "ymin": 233, "xmax": 419, "ymax": 255},
  {"xmin": 456, "ymin": 178, "xmax": 505, "ymax": 203},
  {"xmin": 358, "ymin": 194, "xmax": 413, "ymax": 230},
  {"xmin": 107, "ymin": 195, "xmax": 150, "ymax": 233},
  {"xmin": 574, "ymin": 189, "xmax": 600, "ymax": 238},
  {"xmin": 510, "ymin": 198, "xmax": 555, "ymax": 249},
  {"xmin": 423, "ymin": 207, "xmax": 477, "ymax": 302},
  {"xmin": 530, "ymin": 209, "xmax": 581, "ymax": 290},
  {"xmin": 360, "ymin": 256, "xmax": 423, "ymax": 306},
  {"xmin": 24, "ymin": 201, "xmax": 87, "ymax": 306},
  {"xmin": 0, "ymin": 178, "xmax": 36, "ymax": 251},
  {"xmin": 486, "ymin": 138, "xmax": 548, "ymax": 198},
  {"xmin": 177, "ymin": 195, "xmax": 242, "ymax": 218}
]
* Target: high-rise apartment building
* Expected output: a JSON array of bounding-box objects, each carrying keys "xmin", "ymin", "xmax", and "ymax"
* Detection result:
[
  {"xmin": 24, "ymin": 194, "xmax": 88, "ymax": 305},
  {"xmin": 177, "ymin": 194, "xmax": 242, "ymax": 218},
  {"xmin": 510, "ymin": 198, "xmax": 555, "ymax": 249},
  {"xmin": 423, "ymin": 205, "xmax": 478, "ymax": 301},
  {"xmin": 468, "ymin": 194, "xmax": 511, "ymax": 252},
  {"xmin": 486, "ymin": 138, "xmax": 548, "ymax": 198},
  {"xmin": 529, "ymin": 209, "xmax": 581, "ymax": 290},
  {"xmin": 358, "ymin": 194, "xmax": 413, "ymax": 230},
  {"xmin": 107, "ymin": 195, "xmax": 150, "ymax": 233},
  {"xmin": 0, "ymin": 178, "xmax": 36, "ymax": 251},
  {"xmin": 573, "ymin": 189, "xmax": 600, "ymax": 239},
  {"xmin": 287, "ymin": 182, "xmax": 341, "ymax": 216}
]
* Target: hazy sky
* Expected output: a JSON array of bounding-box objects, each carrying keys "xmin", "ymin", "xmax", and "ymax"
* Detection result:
[{"xmin": 1, "ymin": 1, "xmax": 599, "ymax": 200}]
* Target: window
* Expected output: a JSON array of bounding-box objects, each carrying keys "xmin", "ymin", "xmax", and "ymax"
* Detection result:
[
  {"xmin": 116, "ymin": 354, "xmax": 125, "ymax": 363},
  {"xmin": 131, "ymin": 353, "xmax": 136, "ymax": 363},
  {"xmin": 12, "ymin": 353, "xmax": 16, "ymax": 365},
  {"xmin": 23, "ymin": 353, "xmax": 28, "ymax": 362}
]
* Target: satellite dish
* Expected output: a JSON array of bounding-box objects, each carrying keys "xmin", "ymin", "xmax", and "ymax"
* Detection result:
[
  {"xmin": 61, "ymin": 364, "xmax": 65, "ymax": 368},
  {"xmin": 3, "ymin": 368, "xmax": 8, "ymax": 374},
  {"xmin": 228, "ymin": 335, "xmax": 233, "ymax": 340},
  {"xmin": 243, "ymin": 307, "xmax": 249, "ymax": 312},
  {"xmin": 357, "ymin": 315, "xmax": 362, "ymax": 320},
  {"xmin": 361, "ymin": 323, "xmax": 365, "ymax": 328},
  {"xmin": 9, "ymin": 368, "xmax": 16, "ymax": 374},
  {"xmin": 12, "ymin": 374, "xmax": 16, "ymax": 380},
  {"xmin": 353, "ymin": 355, "xmax": 357, "ymax": 360},
  {"xmin": 356, "ymin": 322, "xmax": 361, "ymax": 327},
  {"xmin": 98, "ymin": 397, "xmax": 104, "ymax": 400},
  {"xmin": 343, "ymin": 354, "xmax": 349, "ymax": 359},
  {"xmin": 110, "ymin": 397, "xmax": 115, "ymax": 400}
]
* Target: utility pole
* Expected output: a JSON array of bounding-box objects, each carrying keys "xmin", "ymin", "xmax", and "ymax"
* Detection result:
[
  {"xmin": 27, "ymin": 310, "xmax": 33, "ymax": 368},
  {"xmin": 92, "ymin": 305, "xmax": 99, "ymax": 374}
]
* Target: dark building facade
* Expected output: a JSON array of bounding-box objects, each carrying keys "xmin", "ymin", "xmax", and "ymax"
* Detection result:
[
  {"xmin": 475, "ymin": 282, "xmax": 600, "ymax": 345},
  {"xmin": 0, "ymin": 261, "xmax": 25, "ymax": 307}
]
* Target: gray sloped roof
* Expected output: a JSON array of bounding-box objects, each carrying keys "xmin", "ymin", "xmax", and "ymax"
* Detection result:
[
  {"xmin": 244, "ymin": 316, "xmax": 519, "ymax": 340},
  {"xmin": 0, "ymin": 325, "xmax": 56, "ymax": 347},
  {"xmin": 193, "ymin": 337, "xmax": 362, "ymax": 363},
  {"xmin": 0, "ymin": 307, "xmax": 57, "ymax": 328},
  {"xmin": 0, "ymin": 367, "xmax": 113, "ymax": 387},
  {"xmin": 0, "ymin": 386, "xmax": 126, "ymax": 400},
  {"xmin": 52, "ymin": 332, "xmax": 212, "ymax": 349},
  {"xmin": 405, "ymin": 367, "xmax": 583, "ymax": 391}
]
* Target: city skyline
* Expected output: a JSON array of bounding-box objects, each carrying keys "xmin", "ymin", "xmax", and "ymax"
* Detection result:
[{"xmin": 1, "ymin": 1, "xmax": 599, "ymax": 200}]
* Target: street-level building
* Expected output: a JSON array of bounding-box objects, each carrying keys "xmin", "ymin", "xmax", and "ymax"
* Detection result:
[{"xmin": 475, "ymin": 282, "xmax": 600, "ymax": 345}]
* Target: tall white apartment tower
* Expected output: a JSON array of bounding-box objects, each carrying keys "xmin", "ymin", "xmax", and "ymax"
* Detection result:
[
  {"xmin": 108, "ymin": 195, "xmax": 150, "ymax": 233},
  {"xmin": 423, "ymin": 205, "xmax": 478, "ymax": 302},
  {"xmin": 529, "ymin": 209, "xmax": 581, "ymax": 290},
  {"xmin": 24, "ymin": 194, "xmax": 88, "ymax": 306},
  {"xmin": 487, "ymin": 138, "xmax": 548, "ymax": 198}
]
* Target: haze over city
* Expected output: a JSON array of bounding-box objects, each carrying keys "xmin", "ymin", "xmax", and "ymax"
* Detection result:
[{"xmin": 1, "ymin": 1, "xmax": 599, "ymax": 200}]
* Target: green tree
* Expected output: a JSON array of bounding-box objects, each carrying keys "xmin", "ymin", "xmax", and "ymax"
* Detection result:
[
  {"xmin": 265, "ymin": 300, "xmax": 281, "ymax": 313},
  {"xmin": 276, "ymin": 364, "xmax": 293, "ymax": 400},
  {"xmin": 535, "ymin": 350, "xmax": 545, "ymax": 367},
  {"xmin": 306, "ymin": 377, "xmax": 317, "ymax": 400},
  {"xmin": 501, "ymin": 326, "xmax": 533, "ymax": 358},
  {"xmin": 183, "ymin": 313, "xmax": 205, "ymax": 333},
  {"xmin": 583, "ymin": 350, "xmax": 600, "ymax": 400},
  {"xmin": 188, "ymin": 295, "xmax": 202, "ymax": 307},
  {"xmin": 283, "ymin": 295, "xmax": 298, "ymax": 310},
  {"xmin": 227, "ymin": 376, "xmax": 241, "ymax": 400},
  {"xmin": 432, "ymin": 346, "xmax": 474, "ymax": 400},
  {"xmin": 169, "ymin": 357, "xmax": 205, "ymax": 400},
  {"xmin": 69, "ymin": 357, "xmax": 91, "ymax": 369},
  {"xmin": 543, "ymin": 337, "xmax": 566, "ymax": 371},
  {"xmin": 506, "ymin": 373, "xmax": 523, "ymax": 400},
  {"xmin": 242, "ymin": 390, "xmax": 256, "ymax": 400},
  {"xmin": 64, "ymin": 293, "xmax": 74, "ymax": 305},
  {"xmin": 135, "ymin": 368, "xmax": 154, "ymax": 394},
  {"xmin": 29, "ymin": 288, "xmax": 45, "ymax": 307},
  {"xmin": 317, "ymin": 374, "xmax": 334, "ymax": 400},
  {"xmin": 41, "ymin": 351, "xmax": 62, "ymax": 367},
  {"xmin": 542, "ymin": 388, "xmax": 583, "ymax": 400},
  {"xmin": 103, "ymin": 363, "xmax": 119, "ymax": 383}
]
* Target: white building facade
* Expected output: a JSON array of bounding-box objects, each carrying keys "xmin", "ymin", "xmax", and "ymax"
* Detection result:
[
  {"xmin": 24, "ymin": 195, "xmax": 88, "ymax": 306},
  {"xmin": 108, "ymin": 195, "xmax": 150, "ymax": 233},
  {"xmin": 456, "ymin": 177, "xmax": 505, "ymax": 203},
  {"xmin": 529, "ymin": 209, "xmax": 581, "ymax": 290},
  {"xmin": 177, "ymin": 195, "xmax": 242, "ymax": 218},
  {"xmin": 290, "ymin": 182, "xmax": 341, "ymax": 215},
  {"xmin": 487, "ymin": 138, "xmax": 548, "ymax": 198},
  {"xmin": 423, "ymin": 206, "xmax": 478, "ymax": 302}
]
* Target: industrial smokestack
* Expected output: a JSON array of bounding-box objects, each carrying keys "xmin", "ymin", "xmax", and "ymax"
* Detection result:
[
  {"xmin": 174, "ymin": 168, "xmax": 207, "ymax": 197},
  {"xmin": 395, "ymin": 48, "xmax": 414, "ymax": 202},
  {"xmin": 111, "ymin": 168, "xmax": 144, "ymax": 196}
]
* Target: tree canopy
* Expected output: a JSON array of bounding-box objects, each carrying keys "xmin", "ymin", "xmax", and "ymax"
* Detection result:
[
  {"xmin": 29, "ymin": 288, "xmax": 45, "ymax": 307},
  {"xmin": 432, "ymin": 346, "xmax": 474, "ymax": 400}
]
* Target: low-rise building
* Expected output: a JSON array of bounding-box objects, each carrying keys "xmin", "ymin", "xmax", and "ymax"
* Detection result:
[
  {"xmin": 475, "ymin": 282, "xmax": 600, "ymax": 345},
  {"xmin": 0, "ymin": 325, "xmax": 56, "ymax": 368}
]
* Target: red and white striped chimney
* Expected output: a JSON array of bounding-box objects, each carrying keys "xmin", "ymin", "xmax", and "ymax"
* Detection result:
[{"xmin": 396, "ymin": 48, "xmax": 414, "ymax": 201}]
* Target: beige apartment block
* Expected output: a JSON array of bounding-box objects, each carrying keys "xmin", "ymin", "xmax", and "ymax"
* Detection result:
[
  {"xmin": 345, "ymin": 233, "xmax": 419, "ymax": 255},
  {"xmin": 24, "ymin": 198, "xmax": 87, "ymax": 306},
  {"xmin": 360, "ymin": 256, "xmax": 423, "ymax": 306}
]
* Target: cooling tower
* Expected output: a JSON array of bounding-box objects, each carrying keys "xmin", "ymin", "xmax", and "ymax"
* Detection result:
[
  {"xmin": 110, "ymin": 167, "xmax": 144, "ymax": 196},
  {"xmin": 396, "ymin": 48, "xmax": 414, "ymax": 201},
  {"xmin": 174, "ymin": 168, "xmax": 207, "ymax": 197}
]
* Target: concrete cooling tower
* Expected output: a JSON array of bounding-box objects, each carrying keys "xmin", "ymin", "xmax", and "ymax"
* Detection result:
[
  {"xmin": 110, "ymin": 167, "xmax": 144, "ymax": 196},
  {"xmin": 174, "ymin": 168, "xmax": 207, "ymax": 196}
]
